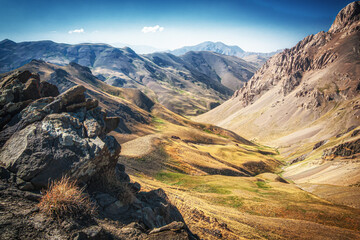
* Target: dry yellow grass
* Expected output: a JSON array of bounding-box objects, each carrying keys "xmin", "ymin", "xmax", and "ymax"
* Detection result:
[
  {"xmin": 38, "ymin": 176, "xmax": 95, "ymax": 219},
  {"xmin": 119, "ymin": 113, "xmax": 360, "ymax": 239}
]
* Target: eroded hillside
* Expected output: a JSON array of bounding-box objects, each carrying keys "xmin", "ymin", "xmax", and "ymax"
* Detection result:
[
  {"xmin": 0, "ymin": 40, "xmax": 259, "ymax": 116},
  {"xmin": 196, "ymin": 1, "xmax": 360, "ymax": 210}
]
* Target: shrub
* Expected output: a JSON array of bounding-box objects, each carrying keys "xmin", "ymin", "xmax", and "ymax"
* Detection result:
[{"xmin": 38, "ymin": 176, "xmax": 95, "ymax": 219}]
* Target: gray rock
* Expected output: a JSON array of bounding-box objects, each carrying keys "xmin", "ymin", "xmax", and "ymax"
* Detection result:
[
  {"xmin": 115, "ymin": 169, "xmax": 130, "ymax": 182},
  {"xmin": 104, "ymin": 200, "xmax": 129, "ymax": 215},
  {"xmin": 57, "ymin": 85, "xmax": 86, "ymax": 107},
  {"xmin": 129, "ymin": 182, "xmax": 141, "ymax": 193},
  {"xmin": 104, "ymin": 117, "xmax": 120, "ymax": 133},
  {"xmin": 66, "ymin": 99, "xmax": 98, "ymax": 112},
  {"xmin": 43, "ymin": 99, "xmax": 62, "ymax": 114},
  {"xmin": 95, "ymin": 193, "xmax": 117, "ymax": 208},
  {"xmin": 16, "ymin": 177, "xmax": 35, "ymax": 191},
  {"xmin": 40, "ymin": 81, "xmax": 59, "ymax": 97},
  {"xmin": 23, "ymin": 78, "xmax": 41, "ymax": 100},
  {"xmin": 0, "ymin": 80, "xmax": 121, "ymax": 188}
]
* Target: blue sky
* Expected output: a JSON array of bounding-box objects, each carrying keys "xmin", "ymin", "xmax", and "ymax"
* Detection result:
[{"xmin": 0, "ymin": 0, "xmax": 354, "ymax": 52}]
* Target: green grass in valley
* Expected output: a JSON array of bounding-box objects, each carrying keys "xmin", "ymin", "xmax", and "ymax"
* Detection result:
[
  {"xmin": 152, "ymin": 117, "xmax": 165, "ymax": 124},
  {"xmin": 213, "ymin": 196, "xmax": 244, "ymax": 208},
  {"xmin": 256, "ymin": 181, "xmax": 271, "ymax": 189}
]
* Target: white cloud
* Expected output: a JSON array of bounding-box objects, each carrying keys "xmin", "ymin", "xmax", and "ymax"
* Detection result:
[
  {"xmin": 141, "ymin": 25, "xmax": 164, "ymax": 33},
  {"xmin": 68, "ymin": 28, "xmax": 84, "ymax": 34}
]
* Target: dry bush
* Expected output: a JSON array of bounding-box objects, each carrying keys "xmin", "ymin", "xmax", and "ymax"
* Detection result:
[{"xmin": 38, "ymin": 176, "xmax": 95, "ymax": 219}]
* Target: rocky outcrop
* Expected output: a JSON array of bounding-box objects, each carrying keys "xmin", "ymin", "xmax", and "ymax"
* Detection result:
[
  {"xmin": 0, "ymin": 173, "xmax": 197, "ymax": 240},
  {"xmin": 329, "ymin": 1, "xmax": 360, "ymax": 33},
  {"xmin": 233, "ymin": 30, "xmax": 335, "ymax": 106},
  {"xmin": 0, "ymin": 70, "xmax": 196, "ymax": 239},
  {"xmin": 322, "ymin": 138, "xmax": 360, "ymax": 160},
  {"xmin": 0, "ymin": 71, "xmax": 121, "ymax": 189},
  {"xmin": 0, "ymin": 71, "xmax": 59, "ymax": 130}
]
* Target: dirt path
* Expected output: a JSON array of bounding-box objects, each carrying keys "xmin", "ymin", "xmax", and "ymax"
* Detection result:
[{"xmin": 120, "ymin": 134, "xmax": 161, "ymax": 157}]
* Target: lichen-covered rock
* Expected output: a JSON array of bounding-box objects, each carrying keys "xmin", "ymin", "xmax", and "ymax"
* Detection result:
[
  {"xmin": 0, "ymin": 71, "xmax": 120, "ymax": 189},
  {"xmin": 0, "ymin": 70, "xmax": 197, "ymax": 240}
]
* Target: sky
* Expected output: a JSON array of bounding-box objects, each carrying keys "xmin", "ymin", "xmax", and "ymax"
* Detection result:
[{"xmin": 0, "ymin": 0, "xmax": 355, "ymax": 52}]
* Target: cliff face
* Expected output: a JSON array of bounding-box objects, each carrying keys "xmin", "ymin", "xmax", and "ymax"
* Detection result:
[
  {"xmin": 197, "ymin": 1, "xmax": 360, "ymax": 143},
  {"xmin": 329, "ymin": 1, "xmax": 360, "ymax": 33},
  {"xmin": 233, "ymin": 30, "xmax": 336, "ymax": 106},
  {"xmin": 195, "ymin": 1, "xmax": 360, "ymax": 188},
  {"xmin": 234, "ymin": 1, "xmax": 360, "ymax": 108}
]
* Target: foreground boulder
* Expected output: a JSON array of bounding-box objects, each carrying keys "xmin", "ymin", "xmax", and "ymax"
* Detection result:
[
  {"xmin": 0, "ymin": 70, "xmax": 197, "ymax": 239},
  {"xmin": 0, "ymin": 71, "xmax": 120, "ymax": 189}
]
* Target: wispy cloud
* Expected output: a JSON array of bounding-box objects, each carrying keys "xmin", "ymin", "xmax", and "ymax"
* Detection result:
[
  {"xmin": 141, "ymin": 25, "xmax": 164, "ymax": 33},
  {"xmin": 68, "ymin": 28, "xmax": 84, "ymax": 34}
]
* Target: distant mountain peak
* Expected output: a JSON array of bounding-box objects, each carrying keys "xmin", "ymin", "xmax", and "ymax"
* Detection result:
[
  {"xmin": 329, "ymin": 1, "xmax": 360, "ymax": 33},
  {"xmin": 169, "ymin": 41, "xmax": 245, "ymax": 57},
  {"xmin": 168, "ymin": 41, "xmax": 280, "ymax": 61},
  {"xmin": 0, "ymin": 39, "xmax": 16, "ymax": 46}
]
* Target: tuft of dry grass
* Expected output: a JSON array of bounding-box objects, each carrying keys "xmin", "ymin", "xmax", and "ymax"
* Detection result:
[{"xmin": 38, "ymin": 176, "xmax": 95, "ymax": 219}]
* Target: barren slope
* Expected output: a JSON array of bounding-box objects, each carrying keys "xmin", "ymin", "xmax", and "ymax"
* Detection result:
[
  {"xmin": 195, "ymin": 1, "xmax": 360, "ymax": 197},
  {"xmin": 0, "ymin": 40, "xmax": 259, "ymax": 116}
]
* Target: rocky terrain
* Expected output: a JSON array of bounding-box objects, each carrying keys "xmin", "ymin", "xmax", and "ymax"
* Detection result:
[
  {"xmin": 5, "ymin": 59, "xmax": 154, "ymax": 135},
  {"xmin": 0, "ymin": 40, "xmax": 259, "ymax": 116},
  {"xmin": 0, "ymin": 71, "xmax": 197, "ymax": 239},
  {"xmin": 196, "ymin": 1, "xmax": 360, "ymax": 208},
  {"xmin": 1, "ymin": 2, "xmax": 360, "ymax": 239}
]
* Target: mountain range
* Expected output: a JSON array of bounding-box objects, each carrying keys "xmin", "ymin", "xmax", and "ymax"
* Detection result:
[
  {"xmin": 196, "ymin": 1, "xmax": 360, "ymax": 200},
  {"xmin": 169, "ymin": 41, "xmax": 282, "ymax": 59},
  {"xmin": 0, "ymin": 39, "xmax": 259, "ymax": 116},
  {"xmin": 1, "ymin": 2, "xmax": 360, "ymax": 240}
]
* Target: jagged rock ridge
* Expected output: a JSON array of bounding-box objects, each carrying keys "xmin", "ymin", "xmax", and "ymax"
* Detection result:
[
  {"xmin": 0, "ymin": 71, "xmax": 197, "ymax": 239},
  {"xmin": 196, "ymin": 1, "xmax": 360, "ymax": 188},
  {"xmin": 0, "ymin": 40, "xmax": 259, "ymax": 116}
]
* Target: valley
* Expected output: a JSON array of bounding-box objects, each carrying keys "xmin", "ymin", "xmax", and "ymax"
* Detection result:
[
  {"xmin": 0, "ymin": 1, "xmax": 360, "ymax": 240},
  {"xmin": 0, "ymin": 40, "xmax": 260, "ymax": 116}
]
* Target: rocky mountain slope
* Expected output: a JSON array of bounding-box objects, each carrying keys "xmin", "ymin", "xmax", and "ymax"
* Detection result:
[
  {"xmin": 147, "ymin": 51, "xmax": 257, "ymax": 93},
  {"xmin": 0, "ymin": 40, "xmax": 258, "ymax": 116},
  {"xmin": 2, "ymin": 66, "xmax": 360, "ymax": 239},
  {"xmin": 3, "ymin": 59, "xmax": 154, "ymax": 137},
  {"xmin": 196, "ymin": 2, "xmax": 360, "ymax": 190},
  {"xmin": 169, "ymin": 41, "xmax": 281, "ymax": 61},
  {"xmin": 0, "ymin": 71, "xmax": 197, "ymax": 239}
]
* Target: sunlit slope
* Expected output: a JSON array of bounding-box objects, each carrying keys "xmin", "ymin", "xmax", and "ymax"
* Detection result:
[{"xmin": 118, "ymin": 109, "xmax": 360, "ymax": 239}]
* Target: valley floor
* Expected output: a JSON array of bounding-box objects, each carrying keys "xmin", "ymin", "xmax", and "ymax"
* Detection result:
[{"xmin": 117, "ymin": 114, "xmax": 360, "ymax": 240}]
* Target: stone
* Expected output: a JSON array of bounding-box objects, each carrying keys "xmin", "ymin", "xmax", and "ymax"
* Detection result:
[
  {"xmin": 40, "ymin": 81, "xmax": 59, "ymax": 97},
  {"xmin": 149, "ymin": 221, "xmax": 185, "ymax": 234},
  {"xmin": 329, "ymin": 2, "xmax": 360, "ymax": 33},
  {"xmin": 115, "ymin": 163, "xmax": 130, "ymax": 182},
  {"xmin": 66, "ymin": 99, "xmax": 98, "ymax": 112},
  {"xmin": 0, "ymin": 85, "xmax": 121, "ymax": 188},
  {"xmin": 104, "ymin": 117, "xmax": 120, "ymax": 133},
  {"xmin": 23, "ymin": 78, "xmax": 41, "ymax": 100},
  {"xmin": 84, "ymin": 118, "xmax": 103, "ymax": 138},
  {"xmin": 81, "ymin": 226, "xmax": 107, "ymax": 239},
  {"xmin": 104, "ymin": 200, "xmax": 128, "ymax": 215},
  {"xmin": 58, "ymin": 85, "xmax": 86, "ymax": 107},
  {"xmin": 322, "ymin": 138, "xmax": 360, "ymax": 160},
  {"xmin": 129, "ymin": 182, "xmax": 141, "ymax": 193},
  {"xmin": 43, "ymin": 99, "xmax": 62, "ymax": 114},
  {"xmin": 0, "ymin": 166, "xmax": 11, "ymax": 180},
  {"xmin": 313, "ymin": 140, "xmax": 327, "ymax": 150},
  {"xmin": 95, "ymin": 193, "xmax": 117, "ymax": 208}
]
